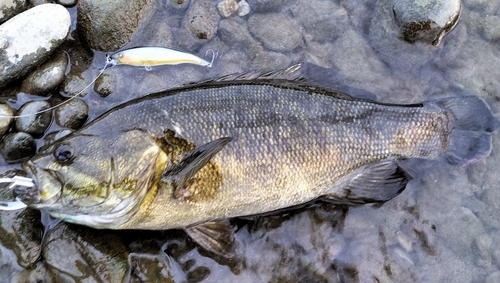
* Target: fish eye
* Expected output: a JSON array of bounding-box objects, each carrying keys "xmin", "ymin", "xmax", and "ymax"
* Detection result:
[{"xmin": 53, "ymin": 143, "xmax": 74, "ymax": 164}]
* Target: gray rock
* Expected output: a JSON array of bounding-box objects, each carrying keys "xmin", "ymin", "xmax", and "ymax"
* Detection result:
[
  {"xmin": 248, "ymin": 13, "xmax": 303, "ymax": 52},
  {"xmin": 250, "ymin": 51, "xmax": 292, "ymax": 72},
  {"xmin": 0, "ymin": 0, "xmax": 28, "ymax": 24},
  {"xmin": 55, "ymin": 0, "xmax": 77, "ymax": 7},
  {"xmin": 77, "ymin": 0, "xmax": 153, "ymax": 51},
  {"xmin": 486, "ymin": 272, "xmax": 500, "ymax": 283},
  {"xmin": 289, "ymin": 0, "xmax": 348, "ymax": 42},
  {"xmin": 165, "ymin": 0, "xmax": 190, "ymax": 10},
  {"xmin": 43, "ymin": 223, "xmax": 129, "ymax": 283},
  {"xmin": 218, "ymin": 0, "xmax": 239, "ymax": 18},
  {"xmin": 29, "ymin": 0, "xmax": 52, "ymax": 6},
  {"xmin": 94, "ymin": 73, "xmax": 114, "ymax": 97},
  {"xmin": 0, "ymin": 4, "xmax": 71, "ymax": 87},
  {"xmin": 219, "ymin": 17, "xmax": 257, "ymax": 48},
  {"xmin": 482, "ymin": 15, "xmax": 500, "ymax": 42},
  {"xmin": 180, "ymin": 0, "xmax": 220, "ymax": 47},
  {"xmin": 15, "ymin": 100, "xmax": 52, "ymax": 137},
  {"xmin": 0, "ymin": 103, "xmax": 14, "ymax": 137},
  {"xmin": 393, "ymin": 0, "xmax": 462, "ymax": 46},
  {"xmin": 0, "ymin": 206, "xmax": 43, "ymax": 268},
  {"xmin": 0, "ymin": 132, "xmax": 36, "ymax": 163},
  {"xmin": 20, "ymin": 52, "xmax": 68, "ymax": 95},
  {"xmin": 54, "ymin": 98, "xmax": 89, "ymax": 129},
  {"xmin": 246, "ymin": 0, "xmax": 287, "ymax": 12}
]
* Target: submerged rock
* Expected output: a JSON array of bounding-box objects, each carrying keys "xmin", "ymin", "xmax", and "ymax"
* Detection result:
[
  {"xmin": 218, "ymin": 0, "xmax": 239, "ymax": 18},
  {"xmin": 43, "ymin": 223, "xmax": 129, "ymax": 283},
  {"xmin": 181, "ymin": 0, "xmax": 220, "ymax": 42},
  {"xmin": 0, "ymin": 132, "xmax": 36, "ymax": 163},
  {"xmin": 248, "ymin": 13, "xmax": 303, "ymax": 52},
  {"xmin": 15, "ymin": 101, "xmax": 52, "ymax": 138},
  {"xmin": 0, "ymin": 4, "xmax": 71, "ymax": 88},
  {"xmin": 54, "ymin": 98, "xmax": 89, "ymax": 129},
  {"xmin": 77, "ymin": 0, "xmax": 153, "ymax": 51},
  {"xmin": 0, "ymin": 103, "xmax": 14, "ymax": 137},
  {"xmin": 20, "ymin": 52, "xmax": 68, "ymax": 95},
  {"xmin": 0, "ymin": 0, "xmax": 28, "ymax": 24},
  {"xmin": 393, "ymin": 0, "xmax": 461, "ymax": 46}
]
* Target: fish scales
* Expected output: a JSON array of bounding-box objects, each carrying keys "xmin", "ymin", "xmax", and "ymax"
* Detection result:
[
  {"xmin": 17, "ymin": 79, "xmax": 498, "ymax": 236},
  {"xmin": 63, "ymin": 82, "xmax": 447, "ymax": 229}
]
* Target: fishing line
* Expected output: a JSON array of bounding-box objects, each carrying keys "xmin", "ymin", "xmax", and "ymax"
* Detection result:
[{"xmin": 0, "ymin": 59, "xmax": 109, "ymax": 119}]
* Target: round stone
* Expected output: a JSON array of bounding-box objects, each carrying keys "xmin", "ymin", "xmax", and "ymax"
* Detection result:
[
  {"xmin": 15, "ymin": 101, "xmax": 52, "ymax": 138},
  {"xmin": 0, "ymin": 132, "xmax": 36, "ymax": 163}
]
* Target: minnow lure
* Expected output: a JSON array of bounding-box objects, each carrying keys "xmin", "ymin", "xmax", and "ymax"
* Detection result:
[
  {"xmin": 0, "ymin": 48, "xmax": 216, "ymax": 118},
  {"xmin": 104, "ymin": 47, "xmax": 217, "ymax": 70}
]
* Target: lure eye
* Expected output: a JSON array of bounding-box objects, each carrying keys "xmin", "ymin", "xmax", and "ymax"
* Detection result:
[{"xmin": 53, "ymin": 143, "xmax": 74, "ymax": 164}]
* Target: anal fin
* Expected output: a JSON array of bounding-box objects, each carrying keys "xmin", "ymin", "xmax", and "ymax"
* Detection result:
[
  {"xmin": 326, "ymin": 159, "xmax": 410, "ymax": 205},
  {"xmin": 185, "ymin": 219, "xmax": 236, "ymax": 258}
]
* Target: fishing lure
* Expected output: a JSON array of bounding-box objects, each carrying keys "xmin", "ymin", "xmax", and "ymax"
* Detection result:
[
  {"xmin": 104, "ymin": 47, "xmax": 217, "ymax": 70},
  {"xmin": 0, "ymin": 47, "xmax": 216, "ymax": 118}
]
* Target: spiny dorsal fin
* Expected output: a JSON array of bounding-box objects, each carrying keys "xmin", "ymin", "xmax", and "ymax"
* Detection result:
[
  {"xmin": 161, "ymin": 137, "xmax": 232, "ymax": 199},
  {"xmin": 325, "ymin": 159, "xmax": 410, "ymax": 205},
  {"xmin": 187, "ymin": 63, "xmax": 305, "ymax": 85},
  {"xmin": 185, "ymin": 219, "xmax": 236, "ymax": 258}
]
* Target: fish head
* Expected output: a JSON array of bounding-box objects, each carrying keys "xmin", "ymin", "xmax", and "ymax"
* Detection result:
[{"xmin": 19, "ymin": 129, "xmax": 167, "ymax": 228}]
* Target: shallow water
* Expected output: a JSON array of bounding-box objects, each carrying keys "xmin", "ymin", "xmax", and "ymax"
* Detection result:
[{"xmin": 1, "ymin": 0, "xmax": 500, "ymax": 282}]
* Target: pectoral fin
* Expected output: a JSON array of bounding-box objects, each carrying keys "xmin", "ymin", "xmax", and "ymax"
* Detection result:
[
  {"xmin": 162, "ymin": 137, "xmax": 233, "ymax": 198},
  {"xmin": 325, "ymin": 159, "xmax": 411, "ymax": 205},
  {"xmin": 185, "ymin": 219, "xmax": 236, "ymax": 257}
]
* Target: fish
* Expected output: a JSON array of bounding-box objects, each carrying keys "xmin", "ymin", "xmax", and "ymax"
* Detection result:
[
  {"xmin": 11, "ymin": 65, "xmax": 499, "ymax": 256},
  {"xmin": 104, "ymin": 47, "xmax": 216, "ymax": 70}
]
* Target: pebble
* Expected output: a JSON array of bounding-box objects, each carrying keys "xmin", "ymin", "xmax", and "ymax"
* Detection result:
[
  {"xmin": 392, "ymin": 0, "xmax": 462, "ymax": 46},
  {"xmin": 55, "ymin": 0, "xmax": 77, "ymax": 7},
  {"xmin": 94, "ymin": 73, "xmax": 114, "ymax": 97},
  {"xmin": 248, "ymin": 13, "xmax": 303, "ymax": 52},
  {"xmin": 15, "ymin": 101, "xmax": 52, "ymax": 137},
  {"xmin": 218, "ymin": 0, "xmax": 239, "ymax": 18},
  {"xmin": 0, "ymin": 4, "xmax": 71, "ymax": 87},
  {"xmin": 486, "ymin": 271, "xmax": 500, "ymax": 283},
  {"xmin": 77, "ymin": 0, "xmax": 153, "ymax": 51},
  {"xmin": 54, "ymin": 98, "xmax": 89, "ymax": 129},
  {"xmin": 20, "ymin": 52, "xmax": 68, "ymax": 95},
  {"xmin": 237, "ymin": 0, "xmax": 250, "ymax": 16},
  {"xmin": 0, "ymin": 104, "xmax": 14, "ymax": 137},
  {"xmin": 183, "ymin": 0, "xmax": 220, "ymax": 40},
  {"xmin": 219, "ymin": 17, "xmax": 256, "ymax": 48},
  {"xmin": 482, "ymin": 15, "xmax": 500, "ymax": 42},
  {"xmin": 0, "ymin": 0, "xmax": 28, "ymax": 24},
  {"xmin": 246, "ymin": 0, "xmax": 286, "ymax": 12},
  {"xmin": 0, "ymin": 132, "xmax": 36, "ymax": 163},
  {"xmin": 43, "ymin": 223, "xmax": 129, "ymax": 282}
]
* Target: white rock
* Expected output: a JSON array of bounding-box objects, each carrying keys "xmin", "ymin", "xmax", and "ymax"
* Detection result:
[
  {"xmin": 0, "ymin": 4, "xmax": 71, "ymax": 87},
  {"xmin": 237, "ymin": 0, "xmax": 250, "ymax": 16}
]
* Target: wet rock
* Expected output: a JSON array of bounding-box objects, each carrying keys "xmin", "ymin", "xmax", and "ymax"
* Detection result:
[
  {"xmin": 393, "ymin": 0, "xmax": 462, "ymax": 46},
  {"xmin": 77, "ymin": 0, "xmax": 153, "ymax": 51},
  {"xmin": 486, "ymin": 271, "xmax": 500, "ymax": 283},
  {"xmin": 43, "ymin": 223, "xmax": 129, "ymax": 283},
  {"xmin": 0, "ymin": 132, "xmax": 36, "ymax": 163},
  {"xmin": 218, "ymin": 0, "xmax": 239, "ymax": 18},
  {"xmin": 29, "ymin": 0, "xmax": 52, "ymax": 6},
  {"xmin": 180, "ymin": 0, "xmax": 220, "ymax": 48},
  {"xmin": 248, "ymin": 13, "xmax": 303, "ymax": 52},
  {"xmin": 0, "ymin": 4, "xmax": 71, "ymax": 87},
  {"xmin": 0, "ymin": 205, "xmax": 43, "ymax": 268},
  {"xmin": 54, "ymin": 98, "xmax": 89, "ymax": 129},
  {"xmin": 55, "ymin": 0, "xmax": 77, "ymax": 7},
  {"xmin": 15, "ymin": 100, "xmax": 52, "ymax": 137},
  {"xmin": 94, "ymin": 73, "xmax": 114, "ymax": 97},
  {"xmin": 290, "ymin": 0, "xmax": 348, "ymax": 42},
  {"xmin": 474, "ymin": 234, "xmax": 492, "ymax": 267},
  {"xmin": 165, "ymin": 0, "xmax": 190, "ymax": 10},
  {"xmin": 237, "ymin": 0, "xmax": 250, "ymax": 16},
  {"xmin": 250, "ymin": 51, "xmax": 292, "ymax": 72},
  {"xmin": 0, "ymin": 0, "xmax": 28, "ymax": 24},
  {"xmin": 219, "ymin": 17, "xmax": 257, "ymax": 48},
  {"xmin": 20, "ymin": 52, "xmax": 68, "ymax": 95},
  {"xmin": 246, "ymin": 0, "xmax": 286, "ymax": 12},
  {"xmin": 0, "ymin": 103, "xmax": 14, "ymax": 137},
  {"xmin": 482, "ymin": 15, "xmax": 500, "ymax": 42}
]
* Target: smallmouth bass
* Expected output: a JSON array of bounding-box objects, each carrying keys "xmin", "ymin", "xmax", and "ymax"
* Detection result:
[{"xmin": 15, "ymin": 70, "xmax": 499, "ymax": 255}]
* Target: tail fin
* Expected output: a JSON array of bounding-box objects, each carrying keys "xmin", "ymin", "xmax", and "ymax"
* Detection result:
[{"xmin": 430, "ymin": 96, "xmax": 499, "ymax": 165}]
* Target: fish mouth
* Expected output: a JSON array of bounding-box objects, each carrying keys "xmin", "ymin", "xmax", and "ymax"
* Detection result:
[{"xmin": 19, "ymin": 161, "xmax": 62, "ymax": 206}]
